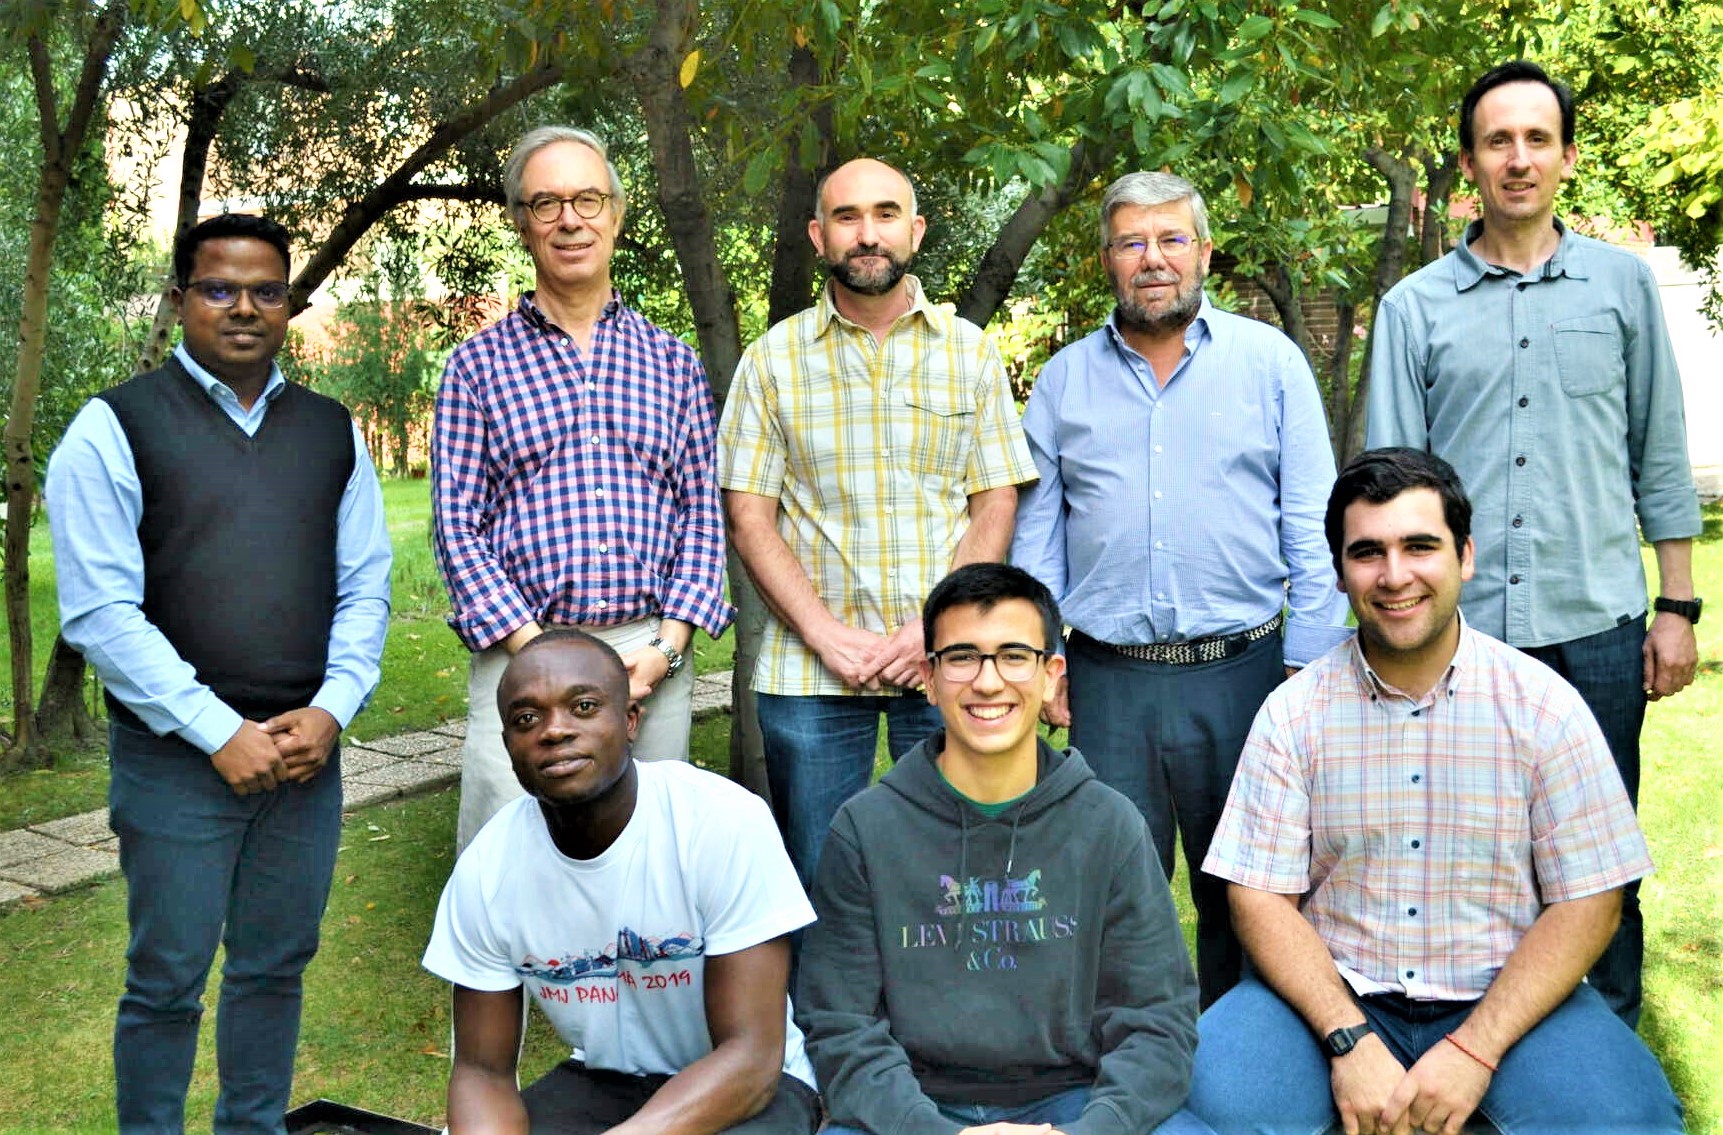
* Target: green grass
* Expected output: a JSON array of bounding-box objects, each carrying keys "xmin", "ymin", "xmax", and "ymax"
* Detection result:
[{"xmin": 0, "ymin": 477, "xmax": 734, "ymax": 828}]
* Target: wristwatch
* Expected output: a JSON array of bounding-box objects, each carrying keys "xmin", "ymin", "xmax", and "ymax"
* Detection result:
[
  {"xmin": 1323, "ymin": 1022, "xmax": 1374, "ymax": 1058},
  {"xmin": 648, "ymin": 636, "xmax": 686, "ymax": 678},
  {"xmin": 1653, "ymin": 596, "xmax": 1703, "ymax": 625}
]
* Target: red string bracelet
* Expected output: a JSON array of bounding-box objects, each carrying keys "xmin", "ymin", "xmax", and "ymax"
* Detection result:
[{"xmin": 1443, "ymin": 1032, "xmax": 1498, "ymax": 1073}]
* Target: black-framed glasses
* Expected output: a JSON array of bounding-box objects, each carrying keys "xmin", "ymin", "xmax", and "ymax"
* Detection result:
[
  {"xmin": 927, "ymin": 644, "xmax": 1049, "ymax": 682},
  {"xmin": 1105, "ymin": 234, "xmax": 1196, "ymax": 259},
  {"xmin": 182, "ymin": 279, "xmax": 290, "ymax": 309},
  {"xmin": 524, "ymin": 191, "xmax": 614, "ymax": 223}
]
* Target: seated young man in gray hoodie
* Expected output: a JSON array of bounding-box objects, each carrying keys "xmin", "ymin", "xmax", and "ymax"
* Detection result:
[{"xmin": 797, "ymin": 563, "xmax": 1212, "ymax": 1135}]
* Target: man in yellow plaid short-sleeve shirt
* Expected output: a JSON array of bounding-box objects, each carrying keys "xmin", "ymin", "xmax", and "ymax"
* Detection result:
[{"xmin": 719, "ymin": 157, "xmax": 1036, "ymax": 886}]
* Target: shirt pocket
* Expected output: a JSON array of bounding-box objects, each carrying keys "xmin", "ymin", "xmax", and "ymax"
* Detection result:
[
  {"xmin": 901, "ymin": 391, "xmax": 977, "ymax": 481},
  {"xmin": 1551, "ymin": 314, "xmax": 1625, "ymax": 398}
]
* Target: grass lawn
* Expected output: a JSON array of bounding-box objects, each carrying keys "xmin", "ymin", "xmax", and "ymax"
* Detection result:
[{"xmin": 0, "ymin": 491, "xmax": 1717, "ymax": 1131}]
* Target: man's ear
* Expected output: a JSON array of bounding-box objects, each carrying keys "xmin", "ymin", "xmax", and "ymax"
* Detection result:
[{"xmin": 918, "ymin": 656, "xmax": 937, "ymax": 706}]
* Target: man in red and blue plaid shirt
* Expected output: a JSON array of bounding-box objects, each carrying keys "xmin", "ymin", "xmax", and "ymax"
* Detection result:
[{"xmin": 433, "ymin": 126, "xmax": 733, "ymax": 851}]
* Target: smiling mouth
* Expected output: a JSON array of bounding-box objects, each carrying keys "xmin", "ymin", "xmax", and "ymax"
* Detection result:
[
  {"xmin": 1377, "ymin": 597, "xmax": 1425, "ymax": 612},
  {"xmin": 966, "ymin": 705, "xmax": 1014, "ymax": 721},
  {"xmin": 540, "ymin": 754, "xmax": 592, "ymax": 777}
]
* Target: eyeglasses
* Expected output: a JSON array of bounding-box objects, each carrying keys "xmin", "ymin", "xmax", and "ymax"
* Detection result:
[
  {"xmin": 182, "ymin": 279, "xmax": 290, "ymax": 309},
  {"xmin": 927, "ymin": 644, "xmax": 1049, "ymax": 682},
  {"xmin": 1106, "ymin": 234, "xmax": 1196, "ymax": 259},
  {"xmin": 524, "ymin": 191, "xmax": 614, "ymax": 223}
]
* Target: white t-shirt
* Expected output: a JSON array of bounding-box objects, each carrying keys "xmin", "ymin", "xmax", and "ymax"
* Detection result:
[{"xmin": 423, "ymin": 761, "xmax": 817, "ymax": 1087}]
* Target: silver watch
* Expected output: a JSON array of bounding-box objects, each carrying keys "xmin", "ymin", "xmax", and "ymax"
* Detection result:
[{"xmin": 648, "ymin": 636, "xmax": 686, "ymax": 678}]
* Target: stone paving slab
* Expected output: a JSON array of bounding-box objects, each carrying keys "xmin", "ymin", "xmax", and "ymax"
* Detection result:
[
  {"xmin": 30, "ymin": 809, "xmax": 112, "ymax": 846},
  {"xmin": 341, "ymin": 780, "xmax": 407, "ymax": 811},
  {"xmin": 356, "ymin": 731, "xmax": 457, "ymax": 758},
  {"xmin": 339, "ymin": 747, "xmax": 401, "ymax": 776},
  {"xmin": 413, "ymin": 745, "xmax": 462, "ymax": 767},
  {"xmin": 0, "ymin": 879, "xmax": 37, "ymax": 904},
  {"xmin": 346, "ymin": 760, "xmax": 458, "ymax": 791},
  {"xmin": 432, "ymin": 719, "xmax": 466, "ymax": 739},
  {"xmin": 691, "ymin": 674, "xmax": 732, "ymax": 718},
  {"xmin": 0, "ymin": 845, "xmax": 119, "ymax": 894},
  {"xmin": 0, "ymin": 829, "xmax": 67, "ymax": 869}
]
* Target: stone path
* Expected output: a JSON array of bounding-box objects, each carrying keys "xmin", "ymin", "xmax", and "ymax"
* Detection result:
[{"xmin": 0, "ymin": 670, "xmax": 734, "ymax": 910}]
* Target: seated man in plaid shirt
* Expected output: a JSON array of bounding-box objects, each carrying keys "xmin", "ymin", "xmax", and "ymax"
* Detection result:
[
  {"xmin": 433, "ymin": 126, "xmax": 733, "ymax": 851},
  {"xmin": 1189, "ymin": 449, "xmax": 1682, "ymax": 1135}
]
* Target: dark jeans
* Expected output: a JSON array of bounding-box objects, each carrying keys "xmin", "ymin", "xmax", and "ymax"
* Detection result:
[
  {"xmin": 520, "ymin": 1061, "xmax": 818, "ymax": 1135},
  {"xmin": 823, "ymin": 1085, "xmax": 1216, "ymax": 1135},
  {"xmin": 108, "ymin": 715, "xmax": 342, "ymax": 1135},
  {"xmin": 755, "ymin": 693, "xmax": 944, "ymax": 889},
  {"xmin": 1190, "ymin": 976, "xmax": 1683, "ymax": 1134},
  {"xmin": 1066, "ymin": 628, "xmax": 1284, "ymax": 1009},
  {"xmin": 1521, "ymin": 617, "xmax": 1646, "ymax": 1027}
]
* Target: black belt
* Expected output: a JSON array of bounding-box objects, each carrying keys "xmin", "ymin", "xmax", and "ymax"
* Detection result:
[{"xmin": 1079, "ymin": 613, "xmax": 1283, "ymax": 666}]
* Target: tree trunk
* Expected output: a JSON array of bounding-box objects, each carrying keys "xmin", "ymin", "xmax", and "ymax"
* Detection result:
[
  {"xmin": 3, "ymin": 5, "xmax": 127, "ymax": 770},
  {"xmin": 1326, "ymin": 298, "xmax": 1358, "ymax": 462},
  {"xmin": 956, "ymin": 139, "xmax": 1111, "ymax": 327},
  {"xmin": 136, "ymin": 72, "xmax": 242, "ymax": 373},
  {"xmin": 1420, "ymin": 150, "xmax": 1460, "ymax": 266},
  {"xmin": 628, "ymin": 0, "xmax": 743, "ymax": 395},
  {"xmin": 33, "ymin": 634, "xmax": 99, "ymax": 757},
  {"xmin": 1346, "ymin": 146, "xmax": 1420, "ymax": 463}
]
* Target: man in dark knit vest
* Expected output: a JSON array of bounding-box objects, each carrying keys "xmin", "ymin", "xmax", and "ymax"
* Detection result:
[{"xmin": 45, "ymin": 213, "xmax": 392, "ymax": 1135}]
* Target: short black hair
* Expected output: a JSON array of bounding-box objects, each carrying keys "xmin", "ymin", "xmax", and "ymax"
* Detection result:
[
  {"xmin": 1459, "ymin": 60, "xmax": 1575, "ymax": 152},
  {"xmin": 1326, "ymin": 448, "xmax": 1472, "ymax": 572},
  {"xmin": 173, "ymin": 214, "xmax": 292, "ymax": 288},
  {"xmin": 502, "ymin": 628, "xmax": 630, "ymax": 708},
  {"xmin": 922, "ymin": 563, "xmax": 1062, "ymax": 655}
]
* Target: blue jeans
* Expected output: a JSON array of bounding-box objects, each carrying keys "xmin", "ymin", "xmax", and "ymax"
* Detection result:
[
  {"xmin": 756, "ymin": 693, "xmax": 943, "ymax": 888},
  {"xmin": 1066, "ymin": 629, "xmax": 1284, "ymax": 1009},
  {"xmin": 1521, "ymin": 617, "xmax": 1646, "ymax": 1027},
  {"xmin": 823, "ymin": 1086, "xmax": 1216, "ymax": 1135},
  {"xmin": 1188, "ymin": 976, "xmax": 1683, "ymax": 1135},
  {"xmin": 108, "ymin": 716, "xmax": 343, "ymax": 1135}
]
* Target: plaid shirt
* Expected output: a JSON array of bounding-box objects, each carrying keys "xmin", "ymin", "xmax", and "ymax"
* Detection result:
[
  {"xmin": 432, "ymin": 294, "xmax": 732, "ymax": 651},
  {"xmin": 719, "ymin": 278, "xmax": 1036, "ymax": 696},
  {"xmin": 1205, "ymin": 620, "xmax": 1650, "ymax": 1001}
]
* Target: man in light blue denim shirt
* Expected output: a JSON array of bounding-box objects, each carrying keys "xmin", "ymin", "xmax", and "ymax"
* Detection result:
[
  {"xmin": 1013, "ymin": 171, "xmax": 1351, "ymax": 1009},
  {"xmin": 1367, "ymin": 60, "xmax": 1703, "ymax": 1029}
]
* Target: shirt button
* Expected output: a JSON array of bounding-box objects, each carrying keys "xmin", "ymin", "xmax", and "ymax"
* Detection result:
[
  {"xmin": 1153, "ymin": 490, "xmax": 1163, "ymax": 499},
  {"xmin": 1519, "ymin": 337, "xmax": 1530, "ymax": 348},
  {"xmin": 1406, "ymin": 969, "xmax": 1417, "ymax": 980},
  {"xmin": 562, "ymin": 338, "xmax": 571, "ymax": 346},
  {"xmin": 1154, "ymin": 445, "xmax": 1163, "ymax": 454},
  {"xmin": 1411, "ymin": 774, "xmax": 1421, "ymax": 784},
  {"xmin": 1408, "ymin": 907, "xmax": 1417, "ymax": 916},
  {"xmin": 595, "ymin": 599, "xmax": 608, "ymax": 609},
  {"xmin": 1512, "ymin": 516, "xmax": 1523, "ymax": 528},
  {"xmin": 1518, "ymin": 396, "xmax": 1529, "ymax": 407},
  {"xmin": 1515, "ymin": 455, "xmax": 1527, "ymax": 466},
  {"xmin": 1155, "ymin": 541, "xmax": 1165, "ymax": 550},
  {"xmin": 1410, "ymin": 709, "xmax": 1421, "ymax": 717},
  {"xmin": 1410, "ymin": 839, "xmax": 1421, "ymax": 849},
  {"xmin": 590, "ymin": 434, "xmax": 601, "ymax": 444},
  {"xmin": 1509, "ymin": 574, "xmax": 1521, "ymax": 584},
  {"xmin": 598, "ymin": 544, "xmax": 609, "ymax": 554},
  {"xmin": 595, "ymin": 488, "xmax": 606, "ymax": 497}
]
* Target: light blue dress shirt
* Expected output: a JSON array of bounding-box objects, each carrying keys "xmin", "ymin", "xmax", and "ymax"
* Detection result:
[
  {"xmin": 1368, "ymin": 221, "xmax": 1701, "ymax": 647},
  {"xmin": 45, "ymin": 344, "xmax": 393, "ymax": 755},
  {"xmin": 1012, "ymin": 298, "xmax": 1351, "ymax": 666}
]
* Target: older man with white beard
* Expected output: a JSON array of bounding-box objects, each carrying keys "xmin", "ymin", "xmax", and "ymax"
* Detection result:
[{"xmin": 1012, "ymin": 171, "xmax": 1349, "ymax": 1009}]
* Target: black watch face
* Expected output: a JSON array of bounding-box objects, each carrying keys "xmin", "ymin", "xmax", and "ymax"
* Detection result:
[{"xmin": 1326, "ymin": 1025, "xmax": 1366, "ymax": 1056}]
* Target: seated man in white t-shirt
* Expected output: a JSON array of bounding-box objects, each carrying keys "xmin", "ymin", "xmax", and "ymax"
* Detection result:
[{"xmin": 422, "ymin": 629, "xmax": 819, "ymax": 1135}]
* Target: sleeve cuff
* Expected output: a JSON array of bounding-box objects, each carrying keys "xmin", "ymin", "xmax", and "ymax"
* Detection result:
[
  {"xmin": 1637, "ymin": 489, "xmax": 1703, "ymax": 546},
  {"xmin": 660, "ymin": 579, "xmax": 736, "ymax": 638},
  {"xmin": 178, "ymin": 699, "xmax": 246, "ymax": 756},
  {"xmin": 1283, "ymin": 622, "xmax": 1352, "ymax": 668},
  {"xmin": 449, "ymin": 589, "xmax": 539, "ymax": 652},
  {"xmin": 311, "ymin": 683, "xmax": 365, "ymax": 730},
  {"xmin": 1060, "ymin": 1101, "xmax": 1132, "ymax": 1135}
]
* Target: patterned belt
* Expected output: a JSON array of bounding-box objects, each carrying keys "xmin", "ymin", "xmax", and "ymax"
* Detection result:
[{"xmin": 1082, "ymin": 613, "xmax": 1284, "ymax": 666}]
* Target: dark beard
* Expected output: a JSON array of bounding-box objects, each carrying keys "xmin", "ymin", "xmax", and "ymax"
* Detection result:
[
  {"xmin": 1114, "ymin": 273, "xmax": 1203, "ymax": 336},
  {"xmin": 826, "ymin": 245, "xmax": 910, "ymax": 297}
]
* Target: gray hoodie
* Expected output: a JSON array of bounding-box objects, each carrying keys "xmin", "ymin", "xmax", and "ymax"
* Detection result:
[{"xmin": 797, "ymin": 733, "xmax": 1199, "ymax": 1135}]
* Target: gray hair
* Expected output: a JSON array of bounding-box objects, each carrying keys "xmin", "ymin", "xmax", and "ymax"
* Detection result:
[
  {"xmin": 813, "ymin": 159, "xmax": 918, "ymax": 224},
  {"xmin": 503, "ymin": 126, "xmax": 626, "ymax": 217},
  {"xmin": 1098, "ymin": 171, "xmax": 1209, "ymax": 247}
]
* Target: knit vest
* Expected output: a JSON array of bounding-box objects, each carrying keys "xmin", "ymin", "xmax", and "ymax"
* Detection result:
[{"xmin": 98, "ymin": 360, "xmax": 355, "ymax": 723}]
